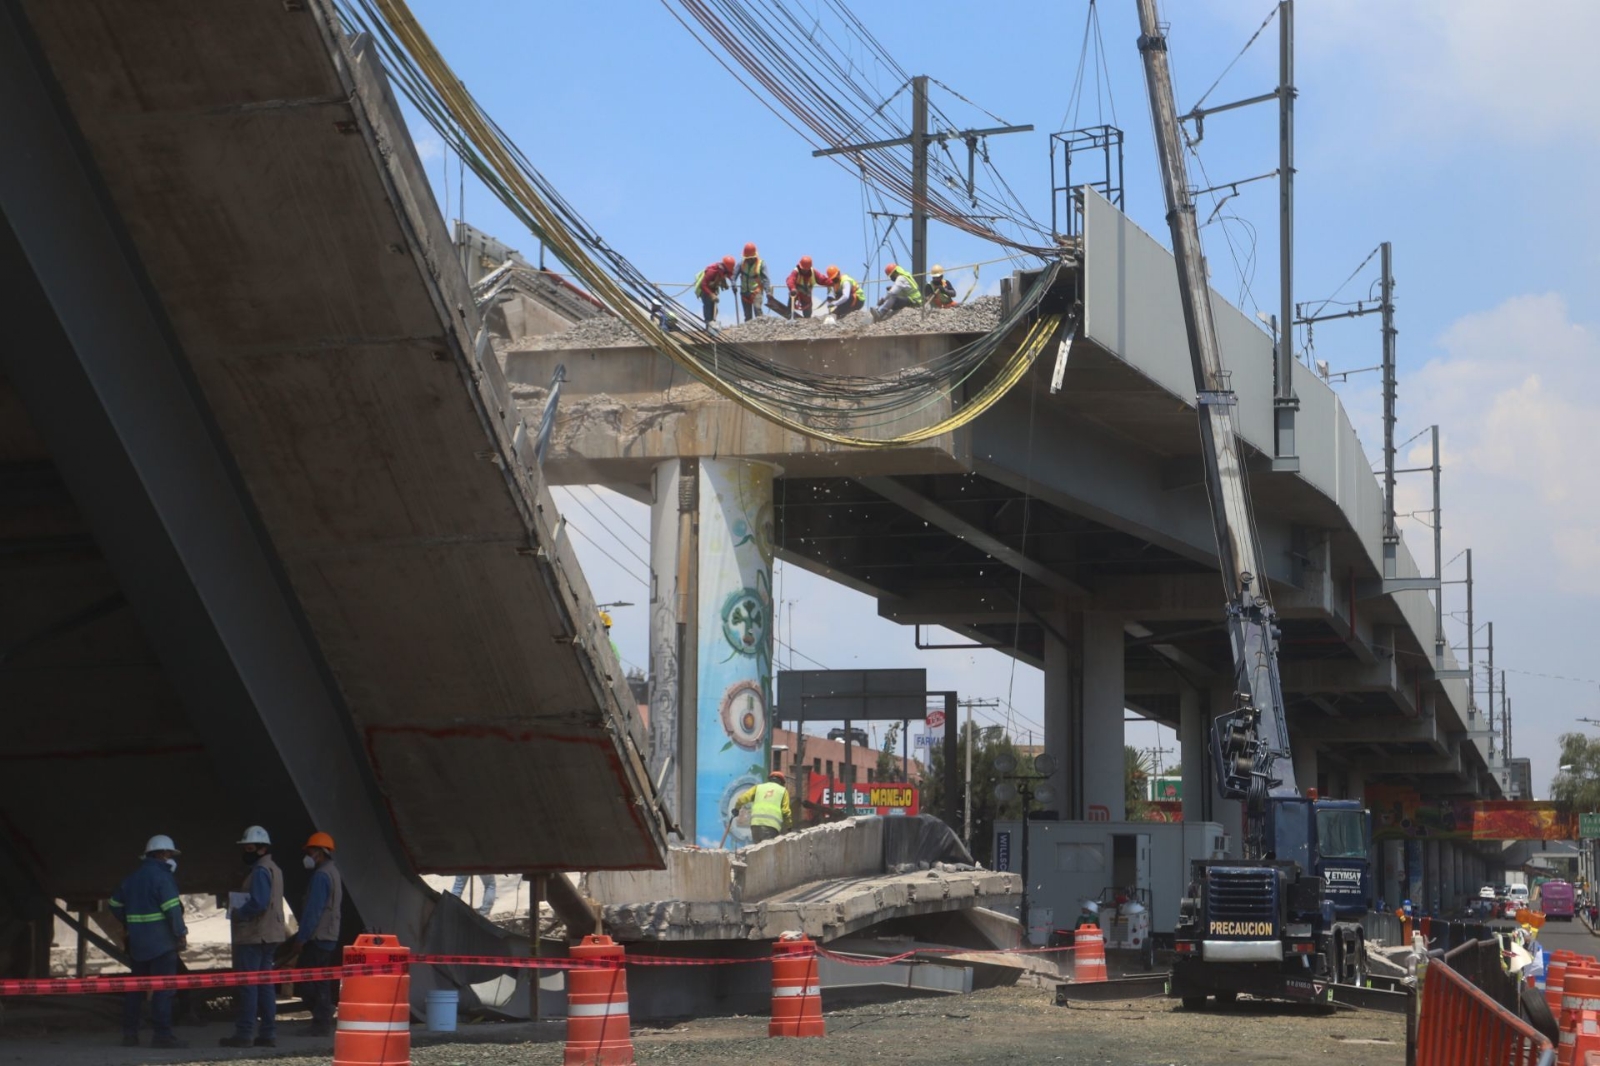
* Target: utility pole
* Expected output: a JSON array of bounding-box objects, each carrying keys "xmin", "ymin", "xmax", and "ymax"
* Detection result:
[
  {"xmin": 911, "ymin": 75, "xmax": 928, "ymax": 281},
  {"xmin": 1501, "ymin": 671, "xmax": 1510, "ymax": 762},
  {"xmin": 1486, "ymin": 622, "xmax": 1496, "ymax": 761},
  {"xmin": 1431, "ymin": 427, "xmax": 1441, "ymax": 666},
  {"xmin": 958, "ymin": 698, "xmax": 1000, "ymax": 850},
  {"xmin": 1274, "ymin": 0, "xmax": 1299, "ymax": 472},
  {"xmin": 1465, "ymin": 549, "xmax": 1474, "ymax": 715},
  {"xmin": 814, "ymin": 76, "xmax": 1031, "ymax": 283},
  {"xmin": 1380, "ymin": 242, "xmax": 1398, "ymax": 575}
]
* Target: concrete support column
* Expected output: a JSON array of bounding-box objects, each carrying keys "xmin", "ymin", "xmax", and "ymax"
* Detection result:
[
  {"xmin": 649, "ymin": 457, "xmax": 777, "ymax": 848},
  {"xmin": 1179, "ymin": 685, "xmax": 1205, "ymax": 824},
  {"xmin": 1433, "ymin": 832, "xmax": 1446, "ymax": 909},
  {"xmin": 1441, "ymin": 843, "xmax": 1455, "ymax": 911},
  {"xmin": 1042, "ymin": 606, "xmax": 1075, "ymax": 819},
  {"xmin": 1346, "ymin": 767, "xmax": 1366, "ymax": 804},
  {"xmin": 1382, "ymin": 840, "xmax": 1404, "ymax": 910},
  {"xmin": 1081, "ymin": 612, "xmax": 1125, "ymax": 822}
]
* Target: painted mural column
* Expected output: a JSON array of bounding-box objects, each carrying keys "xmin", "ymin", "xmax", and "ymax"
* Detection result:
[{"xmin": 648, "ymin": 457, "xmax": 778, "ymax": 848}]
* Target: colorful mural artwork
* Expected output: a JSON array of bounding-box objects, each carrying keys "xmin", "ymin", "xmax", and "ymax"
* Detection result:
[
  {"xmin": 1367, "ymin": 785, "xmax": 1577, "ymax": 841},
  {"xmin": 696, "ymin": 460, "xmax": 777, "ymax": 847}
]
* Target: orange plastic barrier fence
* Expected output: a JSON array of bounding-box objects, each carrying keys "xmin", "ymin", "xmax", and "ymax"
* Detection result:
[
  {"xmin": 1417, "ymin": 954, "xmax": 1553, "ymax": 1066},
  {"xmin": 335, "ymin": 934, "xmax": 411, "ymax": 1066}
]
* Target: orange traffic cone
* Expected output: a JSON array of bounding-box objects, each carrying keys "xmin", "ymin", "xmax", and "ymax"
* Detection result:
[
  {"xmin": 1073, "ymin": 924, "xmax": 1107, "ymax": 983},
  {"xmin": 565, "ymin": 935, "xmax": 634, "ymax": 1066},
  {"xmin": 335, "ymin": 934, "xmax": 411, "ymax": 1066},
  {"xmin": 769, "ymin": 937, "xmax": 824, "ymax": 1038}
]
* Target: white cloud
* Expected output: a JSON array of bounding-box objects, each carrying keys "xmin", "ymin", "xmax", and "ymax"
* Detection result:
[
  {"xmin": 414, "ymin": 133, "xmax": 445, "ymax": 163},
  {"xmin": 1409, "ymin": 294, "xmax": 1600, "ymax": 595},
  {"xmin": 1303, "ymin": 0, "xmax": 1600, "ymax": 144}
]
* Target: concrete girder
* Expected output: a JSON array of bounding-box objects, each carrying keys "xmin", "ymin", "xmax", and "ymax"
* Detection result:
[
  {"xmin": 1279, "ymin": 658, "xmax": 1415, "ymax": 718},
  {"xmin": 1091, "ymin": 573, "xmax": 1376, "ymax": 664},
  {"xmin": 969, "ymin": 389, "xmax": 1299, "ymax": 588},
  {"xmin": 1289, "ymin": 714, "xmax": 1441, "ymax": 746},
  {"xmin": 1124, "ymin": 620, "xmax": 1213, "ymax": 680},
  {"xmin": 856, "ymin": 476, "xmax": 1091, "ymax": 599}
]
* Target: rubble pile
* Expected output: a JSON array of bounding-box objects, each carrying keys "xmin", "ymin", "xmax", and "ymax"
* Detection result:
[{"xmin": 509, "ymin": 295, "xmax": 1004, "ymax": 351}]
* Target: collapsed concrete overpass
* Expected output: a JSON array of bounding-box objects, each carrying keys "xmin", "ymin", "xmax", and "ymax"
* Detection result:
[
  {"xmin": 0, "ymin": 0, "xmax": 666, "ymax": 984},
  {"xmin": 509, "ymin": 188, "xmax": 1498, "ymax": 901}
]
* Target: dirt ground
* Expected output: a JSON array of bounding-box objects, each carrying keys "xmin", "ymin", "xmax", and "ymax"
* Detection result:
[{"xmin": 0, "ymin": 985, "xmax": 1405, "ymax": 1066}]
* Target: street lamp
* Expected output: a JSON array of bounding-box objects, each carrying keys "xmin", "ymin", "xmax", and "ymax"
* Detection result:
[{"xmin": 993, "ymin": 752, "xmax": 1057, "ymax": 945}]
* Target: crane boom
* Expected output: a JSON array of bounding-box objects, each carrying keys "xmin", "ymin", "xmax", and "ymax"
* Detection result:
[{"xmin": 1133, "ymin": 0, "xmax": 1296, "ymax": 857}]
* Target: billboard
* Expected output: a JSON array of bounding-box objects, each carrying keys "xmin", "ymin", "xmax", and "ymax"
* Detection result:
[
  {"xmin": 805, "ymin": 775, "xmax": 920, "ymax": 817},
  {"xmin": 1368, "ymin": 786, "xmax": 1579, "ymax": 841}
]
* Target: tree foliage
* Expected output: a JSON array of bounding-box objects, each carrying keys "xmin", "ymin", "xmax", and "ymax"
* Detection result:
[
  {"xmin": 923, "ymin": 723, "xmax": 1034, "ymax": 866},
  {"xmin": 876, "ymin": 722, "xmax": 900, "ymax": 781},
  {"xmin": 1126, "ymin": 745, "xmax": 1153, "ymax": 821},
  {"xmin": 1552, "ymin": 733, "xmax": 1600, "ymax": 810}
]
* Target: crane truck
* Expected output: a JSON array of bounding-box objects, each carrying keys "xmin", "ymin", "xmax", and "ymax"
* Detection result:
[{"xmin": 1132, "ymin": 0, "xmax": 1373, "ymax": 1009}]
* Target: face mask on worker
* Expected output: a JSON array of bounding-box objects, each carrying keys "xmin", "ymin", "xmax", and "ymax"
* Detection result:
[
  {"xmin": 166, "ymin": 859, "xmax": 178, "ymax": 873},
  {"xmin": 303, "ymin": 854, "xmax": 317, "ymax": 870},
  {"xmin": 241, "ymin": 849, "xmax": 258, "ymax": 866}
]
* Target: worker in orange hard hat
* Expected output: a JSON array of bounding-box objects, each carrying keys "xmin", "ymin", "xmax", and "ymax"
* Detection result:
[
  {"xmin": 737, "ymin": 242, "xmax": 769, "ymax": 322},
  {"xmin": 732, "ymin": 769, "xmax": 792, "ymax": 846},
  {"xmin": 785, "ymin": 255, "xmax": 825, "ymax": 318},
  {"xmin": 694, "ymin": 255, "xmax": 738, "ymax": 328},
  {"xmin": 927, "ymin": 264, "xmax": 958, "ymax": 308},
  {"xmin": 819, "ymin": 265, "xmax": 865, "ymax": 322},
  {"xmin": 294, "ymin": 832, "xmax": 342, "ymax": 1036},
  {"xmin": 870, "ymin": 262, "xmax": 923, "ymax": 322}
]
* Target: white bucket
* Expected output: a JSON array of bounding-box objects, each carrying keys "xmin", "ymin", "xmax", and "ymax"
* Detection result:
[{"xmin": 425, "ymin": 988, "xmax": 459, "ymax": 1033}]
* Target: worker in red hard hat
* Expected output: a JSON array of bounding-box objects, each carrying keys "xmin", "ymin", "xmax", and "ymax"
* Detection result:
[
  {"xmin": 694, "ymin": 255, "xmax": 737, "ymax": 329},
  {"xmin": 820, "ymin": 265, "xmax": 864, "ymax": 321},
  {"xmin": 733, "ymin": 769, "xmax": 792, "ymax": 845},
  {"xmin": 294, "ymin": 832, "xmax": 342, "ymax": 1036},
  {"xmin": 871, "ymin": 262, "xmax": 923, "ymax": 322},
  {"xmin": 737, "ymin": 242, "xmax": 769, "ymax": 322},
  {"xmin": 785, "ymin": 255, "xmax": 825, "ymax": 318}
]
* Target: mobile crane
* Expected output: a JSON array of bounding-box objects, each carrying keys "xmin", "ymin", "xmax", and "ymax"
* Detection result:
[{"xmin": 1133, "ymin": 0, "xmax": 1372, "ymax": 1008}]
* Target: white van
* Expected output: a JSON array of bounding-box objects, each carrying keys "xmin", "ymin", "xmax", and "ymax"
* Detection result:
[{"xmin": 1509, "ymin": 883, "xmax": 1530, "ymax": 904}]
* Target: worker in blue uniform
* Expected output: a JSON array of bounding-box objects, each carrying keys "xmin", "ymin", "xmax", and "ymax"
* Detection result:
[
  {"xmin": 109, "ymin": 834, "xmax": 189, "ymax": 1048},
  {"xmin": 294, "ymin": 831, "xmax": 343, "ymax": 1036}
]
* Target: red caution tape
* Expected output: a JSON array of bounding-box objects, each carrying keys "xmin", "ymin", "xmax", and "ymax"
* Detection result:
[
  {"xmin": 0, "ymin": 963, "xmax": 400, "ymax": 998},
  {"xmin": 413, "ymin": 954, "xmax": 765, "ymax": 970}
]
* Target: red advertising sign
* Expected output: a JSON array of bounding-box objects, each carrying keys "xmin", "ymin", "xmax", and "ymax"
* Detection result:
[{"xmin": 806, "ymin": 776, "xmax": 920, "ymax": 816}]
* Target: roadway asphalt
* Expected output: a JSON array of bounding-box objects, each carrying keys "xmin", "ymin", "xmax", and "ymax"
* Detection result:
[{"xmin": 1538, "ymin": 914, "xmax": 1600, "ymax": 960}]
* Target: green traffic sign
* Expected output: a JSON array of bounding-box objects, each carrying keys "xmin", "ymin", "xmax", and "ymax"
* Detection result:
[{"xmin": 1581, "ymin": 812, "xmax": 1600, "ymax": 840}]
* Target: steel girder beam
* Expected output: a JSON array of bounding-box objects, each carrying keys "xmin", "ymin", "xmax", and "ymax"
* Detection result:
[{"xmin": 856, "ymin": 476, "xmax": 1091, "ymax": 599}]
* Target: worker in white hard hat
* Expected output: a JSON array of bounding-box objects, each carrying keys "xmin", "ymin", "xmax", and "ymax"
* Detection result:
[
  {"xmin": 109, "ymin": 835, "xmax": 189, "ymax": 1048},
  {"xmin": 221, "ymin": 826, "xmax": 286, "ymax": 1049}
]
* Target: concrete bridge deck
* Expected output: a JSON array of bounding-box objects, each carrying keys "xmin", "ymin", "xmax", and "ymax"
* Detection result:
[{"xmin": 0, "ymin": 0, "xmax": 665, "ymax": 978}]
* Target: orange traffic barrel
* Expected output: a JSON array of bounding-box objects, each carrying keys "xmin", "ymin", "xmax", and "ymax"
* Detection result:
[
  {"xmin": 565, "ymin": 935, "xmax": 634, "ymax": 1066},
  {"xmin": 1073, "ymin": 924, "xmax": 1107, "ymax": 983},
  {"xmin": 769, "ymin": 937, "xmax": 824, "ymax": 1038},
  {"xmin": 335, "ymin": 934, "xmax": 411, "ymax": 1066},
  {"xmin": 1551, "ymin": 958, "xmax": 1571, "ymax": 1016}
]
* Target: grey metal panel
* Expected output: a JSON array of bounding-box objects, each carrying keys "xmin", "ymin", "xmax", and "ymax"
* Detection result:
[{"xmin": 777, "ymin": 668, "xmax": 929, "ymax": 722}]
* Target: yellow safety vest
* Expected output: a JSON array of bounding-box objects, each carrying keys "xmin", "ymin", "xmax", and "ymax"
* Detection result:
[
  {"xmin": 740, "ymin": 257, "xmax": 766, "ymax": 297},
  {"xmin": 749, "ymin": 781, "xmax": 787, "ymax": 830},
  {"xmin": 890, "ymin": 266, "xmax": 923, "ymax": 307}
]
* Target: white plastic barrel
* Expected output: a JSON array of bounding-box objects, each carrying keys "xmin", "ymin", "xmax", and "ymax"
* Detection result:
[{"xmin": 426, "ymin": 988, "xmax": 459, "ymax": 1033}]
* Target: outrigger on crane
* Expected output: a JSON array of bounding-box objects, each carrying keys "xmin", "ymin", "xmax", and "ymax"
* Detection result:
[{"xmin": 1133, "ymin": 0, "xmax": 1373, "ymax": 1008}]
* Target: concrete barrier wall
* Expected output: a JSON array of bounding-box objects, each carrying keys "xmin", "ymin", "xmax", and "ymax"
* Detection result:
[{"xmin": 737, "ymin": 817, "xmax": 886, "ymax": 902}]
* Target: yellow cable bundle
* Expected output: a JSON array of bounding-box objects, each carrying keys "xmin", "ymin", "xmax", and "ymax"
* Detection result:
[{"xmin": 374, "ymin": 0, "xmax": 1059, "ymax": 448}]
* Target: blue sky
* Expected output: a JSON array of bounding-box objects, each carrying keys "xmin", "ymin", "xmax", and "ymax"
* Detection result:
[{"xmin": 397, "ymin": 0, "xmax": 1600, "ymax": 796}]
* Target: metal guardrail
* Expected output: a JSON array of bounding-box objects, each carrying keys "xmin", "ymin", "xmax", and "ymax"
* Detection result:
[{"xmin": 1416, "ymin": 946, "xmax": 1553, "ymax": 1066}]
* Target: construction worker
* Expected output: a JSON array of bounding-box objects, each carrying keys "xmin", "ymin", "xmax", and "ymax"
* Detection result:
[
  {"xmin": 294, "ymin": 832, "xmax": 342, "ymax": 1037},
  {"xmin": 450, "ymin": 874, "xmax": 496, "ymax": 917},
  {"xmin": 737, "ymin": 242, "xmax": 769, "ymax": 321},
  {"xmin": 694, "ymin": 255, "xmax": 737, "ymax": 328},
  {"xmin": 870, "ymin": 262, "xmax": 923, "ymax": 322},
  {"xmin": 110, "ymin": 835, "xmax": 189, "ymax": 1048},
  {"xmin": 820, "ymin": 265, "xmax": 864, "ymax": 321},
  {"xmin": 733, "ymin": 770, "xmax": 792, "ymax": 845},
  {"xmin": 927, "ymin": 264, "xmax": 958, "ymax": 308},
  {"xmin": 785, "ymin": 255, "xmax": 825, "ymax": 318},
  {"xmin": 221, "ymin": 825, "xmax": 285, "ymax": 1049}
]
